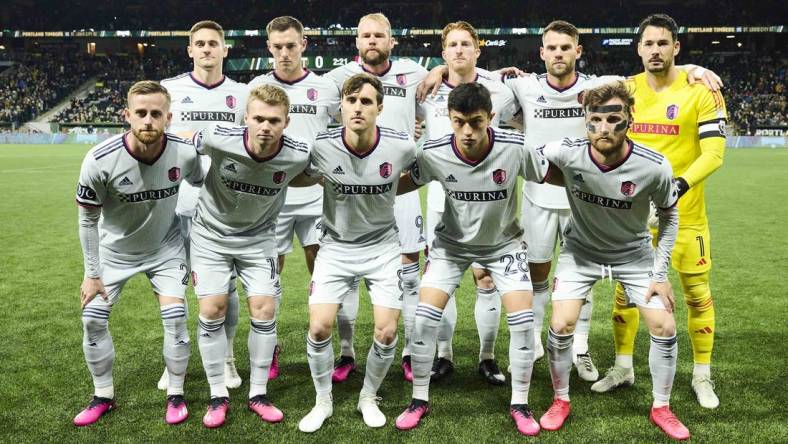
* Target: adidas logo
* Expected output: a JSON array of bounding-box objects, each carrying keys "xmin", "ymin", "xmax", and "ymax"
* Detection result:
[
  {"xmin": 181, "ymin": 96, "xmax": 193, "ymax": 104},
  {"xmin": 119, "ymin": 176, "xmax": 133, "ymax": 186},
  {"xmin": 572, "ymin": 173, "xmax": 584, "ymax": 183},
  {"xmin": 445, "ymin": 174, "xmax": 457, "ymax": 183},
  {"xmin": 224, "ymin": 163, "xmax": 237, "ymax": 172},
  {"xmin": 537, "ymin": 95, "xmax": 547, "ymax": 104},
  {"xmin": 488, "ymin": 307, "xmax": 497, "ymax": 312},
  {"xmin": 333, "ymin": 165, "xmax": 345, "ymax": 175},
  {"xmin": 519, "ymin": 345, "xmax": 530, "ymax": 351},
  {"xmin": 694, "ymin": 326, "xmax": 713, "ymax": 334},
  {"xmin": 696, "ymin": 258, "xmax": 707, "ymax": 266},
  {"xmin": 414, "ymin": 340, "xmax": 425, "ymax": 346}
]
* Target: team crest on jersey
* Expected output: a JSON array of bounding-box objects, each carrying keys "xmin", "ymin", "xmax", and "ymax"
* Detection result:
[
  {"xmin": 273, "ymin": 171, "xmax": 287, "ymax": 184},
  {"xmin": 226, "ymin": 95, "xmax": 237, "ymax": 109},
  {"xmin": 621, "ymin": 181, "xmax": 637, "ymax": 196},
  {"xmin": 396, "ymin": 74, "xmax": 407, "ymax": 86},
  {"xmin": 492, "ymin": 168, "xmax": 507, "ymax": 185},
  {"xmin": 666, "ymin": 104, "xmax": 679, "ymax": 120},
  {"xmin": 379, "ymin": 162, "xmax": 393, "ymax": 178},
  {"xmin": 307, "ymin": 88, "xmax": 318, "ymax": 101},
  {"xmin": 168, "ymin": 167, "xmax": 181, "ymax": 182}
]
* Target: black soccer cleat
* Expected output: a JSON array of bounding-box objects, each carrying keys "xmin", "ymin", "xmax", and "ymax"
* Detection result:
[
  {"xmin": 479, "ymin": 359, "xmax": 506, "ymax": 385},
  {"xmin": 430, "ymin": 357, "xmax": 454, "ymax": 382}
]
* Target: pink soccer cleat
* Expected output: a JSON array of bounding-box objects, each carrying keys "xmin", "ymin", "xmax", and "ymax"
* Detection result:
[
  {"xmin": 539, "ymin": 399, "xmax": 571, "ymax": 431},
  {"xmin": 401, "ymin": 356, "xmax": 413, "ymax": 382},
  {"xmin": 268, "ymin": 345, "xmax": 281, "ymax": 380},
  {"xmin": 165, "ymin": 395, "xmax": 189, "ymax": 425},
  {"xmin": 510, "ymin": 404, "xmax": 540, "ymax": 436},
  {"xmin": 650, "ymin": 406, "xmax": 690, "ymax": 440},
  {"xmin": 202, "ymin": 397, "xmax": 229, "ymax": 428},
  {"xmin": 395, "ymin": 399, "xmax": 429, "ymax": 430},
  {"xmin": 249, "ymin": 395, "xmax": 284, "ymax": 423},
  {"xmin": 331, "ymin": 356, "xmax": 356, "ymax": 383},
  {"xmin": 73, "ymin": 396, "xmax": 115, "ymax": 426}
]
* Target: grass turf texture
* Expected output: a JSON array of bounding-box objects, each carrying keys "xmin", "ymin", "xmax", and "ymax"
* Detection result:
[{"xmin": 1, "ymin": 144, "xmax": 786, "ymax": 443}]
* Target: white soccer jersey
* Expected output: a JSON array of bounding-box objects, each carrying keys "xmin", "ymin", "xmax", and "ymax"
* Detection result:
[
  {"xmin": 411, "ymin": 127, "xmax": 547, "ymax": 259},
  {"xmin": 309, "ymin": 126, "xmax": 417, "ymax": 258},
  {"xmin": 76, "ymin": 132, "xmax": 204, "ymax": 259},
  {"xmin": 542, "ymin": 137, "xmax": 678, "ymax": 264},
  {"xmin": 505, "ymin": 73, "xmax": 621, "ymax": 209},
  {"xmin": 324, "ymin": 59, "xmax": 427, "ymax": 135},
  {"xmin": 419, "ymin": 68, "xmax": 519, "ymax": 210},
  {"xmin": 248, "ymin": 70, "xmax": 340, "ymax": 205},
  {"xmin": 191, "ymin": 124, "xmax": 311, "ymax": 253}
]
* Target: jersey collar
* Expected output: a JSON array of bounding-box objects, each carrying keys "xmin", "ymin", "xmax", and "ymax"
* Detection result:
[
  {"xmin": 189, "ymin": 72, "xmax": 226, "ymax": 90},
  {"xmin": 122, "ymin": 131, "xmax": 167, "ymax": 166},
  {"xmin": 442, "ymin": 71, "xmax": 479, "ymax": 89},
  {"xmin": 341, "ymin": 126, "xmax": 381, "ymax": 159},
  {"xmin": 588, "ymin": 139, "xmax": 633, "ymax": 173},
  {"xmin": 451, "ymin": 127, "xmax": 494, "ymax": 166},
  {"xmin": 244, "ymin": 128, "xmax": 284, "ymax": 162},
  {"xmin": 272, "ymin": 69, "xmax": 311, "ymax": 85},
  {"xmin": 546, "ymin": 72, "xmax": 578, "ymax": 93},
  {"xmin": 361, "ymin": 60, "xmax": 393, "ymax": 77}
]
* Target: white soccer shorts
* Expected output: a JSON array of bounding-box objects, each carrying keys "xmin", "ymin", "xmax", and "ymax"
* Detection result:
[
  {"xmin": 520, "ymin": 196, "xmax": 570, "ymax": 263},
  {"xmin": 190, "ymin": 237, "xmax": 279, "ymax": 298},
  {"xmin": 308, "ymin": 243, "xmax": 403, "ymax": 310},
  {"xmin": 275, "ymin": 198, "xmax": 322, "ymax": 255},
  {"xmin": 422, "ymin": 241, "xmax": 533, "ymax": 296},
  {"xmin": 395, "ymin": 191, "xmax": 426, "ymax": 254},
  {"xmin": 99, "ymin": 243, "xmax": 188, "ymax": 304},
  {"xmin": 552, "ymin": 248, "xmax": 665, "ymax": 310}
]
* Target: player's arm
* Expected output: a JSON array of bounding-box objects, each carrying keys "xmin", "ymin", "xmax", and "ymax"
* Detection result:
[
  {"xmin": 75, "ymin": 157, "xmax": 108, "ymax": 308},
  {"xmin": 397, "ymin": 171, "xmax": 422, "ymax": 195},
  {"xmin": 676, "ymin": 65, "xmax": 724, "ymax": 92},
  {"xmin": 645, "ymin": 162, "xmax": 681, "ymax": 312},
  {"xmin": 675, "ymin": 93, "xmax": 727, "ymax": 197},
  {"xmin": 290, "ymin": 171, "xmax": 322, "ymax": 187},
  {"xmin": 522, "ymin": 143, "xmax": 562, "ymax": 185},
  {"xmin": 416, "ymin": 65, "xmax": 526, "ymax": 101}
]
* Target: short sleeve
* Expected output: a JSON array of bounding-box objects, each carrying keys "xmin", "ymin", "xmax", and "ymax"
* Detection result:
[
  {"xmin": 192, "ymin": 125, "xmax": 215, "ymax": 155},
  {"xmin": 653, "ymin": 160, "xmax": 679, "ymax": 209},
  {"xmin": 410, "ymin": 148, "xmax": 434, "ymax": 186},
  {"xmin": 75, "ymin": 155, "xmax": 106, "ymax": 207},
  {"xmin": 520, "ymin": 142, "xmax": 550, "ymax": 182}
]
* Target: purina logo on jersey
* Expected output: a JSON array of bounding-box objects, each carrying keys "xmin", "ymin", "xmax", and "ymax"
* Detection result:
[
  {"xmin": 168, "ymin": 167, "xmax": 181, "ymax": 182},
  {"xmin": 272, "ymin": 171, "xmax": 287, "ymax": 184},
  {"xmin": 307, "ymin": 88, "xmax": 318, "ymax": 101},
  {"xmin": 180, "ymin": 111, "xmax": 236, "ymax": 122},
  {"xmin": 379, "ymin": 162, "xmax": 393, "ymax": 178},
  {"xmin": 290, "ymin": 104, "xmax": 318, "ymax": 115},
  {"xmin": 492, "ymin": 169, "xmax": 507, "ymax": 185},
  {"xmin": 620, "ymin": 181, "xmax": 637, "ymax": 197},
  {"xmin": 534, "ymin": 107, "xmax": 584, "ymax": 119},
  {"xmin": 396, "ymin": 74, "xmax": 407, "ymax": 86},
  {"xmin": 383, "ymin": 86, "xmax": 406, "ymax": 97},
  {"xmin": 666, "ymin": 104, "xmax": 679, "ymax": 120},
  {"xmin": 226, "ymin": 95, "xmax": 237, "ymax": 109}
]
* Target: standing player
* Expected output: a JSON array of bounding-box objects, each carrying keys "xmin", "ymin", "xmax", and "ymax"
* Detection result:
[
  {"xmin": 189, "ymin": 85, "xmax": 310, "ymax": 428},
  {"xmin": 537, "ymin": 82, "xmax": 689, "ymax": 441},
  {"xmin": 418, "ymin": 21, "xmax": 518, "ymax": 384},
  {"xmin": 297, "ymin": 75, "xmax": 416, "ymax": 432},
  {"xmin": 323, "ymin": 13, "xmax": 427, "ymax": 382},
  {"xmin": 157, "ymin": 20, "xmax": 249, "ymax": 391},
  {"xmin": 73, "ymin": 81, "xmax": 203, "ymax": 426},
  {"xmin": 593, "ymin": 14, "xmax": 726, "ymax": 410},
  {"xmin": 395, "ymin": 83, "xmax": 547, "ymax": 436}
]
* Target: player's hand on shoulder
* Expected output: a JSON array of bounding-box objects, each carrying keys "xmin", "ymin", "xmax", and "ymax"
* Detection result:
[
  {"xmin": 416, "ymin": 65, "xmax": 448, "ymax": 102},
  {"xmin": 688, "ymin": 66, "xmax": 724, "ymax": 92},
  {"xmin": 498, "ymin": 66, "xmax": 528, "ymax": 79},
  {"xmin": 80, "ymin": 277, "xmax": 108, "ymax": 309},
  {"xmin": 645, "ymin": 280, "xmax": 675, "ymax": 313}
]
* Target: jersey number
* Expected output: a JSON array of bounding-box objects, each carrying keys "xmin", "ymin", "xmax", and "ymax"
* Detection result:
[{"xmin": 500, "ymin": 252, "xmax": 529, "ymax": 276}]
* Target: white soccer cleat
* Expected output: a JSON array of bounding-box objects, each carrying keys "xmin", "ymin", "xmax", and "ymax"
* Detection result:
[
  {"xmin": 299, "ymin": 397, "xmax": 333, "ymax": 433},
  {"xmin": 357, "ymin": 392, "xmax": 386, "ymax": 427},
  {"xmin": 591, "ymin": 365, "xmax": 634, "ymax": 393},
  {"xmin": 225, "ymin": 358, "xmax": 242, "ymax": 389},
  {"xmin": 157, "ymin": 368, "xmax": 169, "ymax": 391},
  {"xmin": 574, "ymin": 353, "xmax": 599, "ymax": 382},
  {"xmin": 692, "ymin": 375, "xmax": 720, "ymax": 409}
]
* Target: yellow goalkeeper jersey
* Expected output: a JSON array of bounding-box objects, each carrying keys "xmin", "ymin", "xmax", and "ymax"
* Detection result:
[{"xmin": 627, "ymin": 71, "xmax": 727, "ymax": 226}]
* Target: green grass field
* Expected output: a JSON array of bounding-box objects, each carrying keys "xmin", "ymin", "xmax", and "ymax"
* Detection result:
[{"xmin": 1, "ymin": 145, "xmax": 787, "ymax": 443}]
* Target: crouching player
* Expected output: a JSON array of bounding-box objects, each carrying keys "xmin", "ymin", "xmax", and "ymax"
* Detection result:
[
  {"xmin": 537, "ymin": 81, "xmax": 689, "ymax": 440},
  {"xmin": 395, "ymin": 82, "xmax": 547, "ymax": 436},
  {"xmin": 74, "ymin": 81, "xmax": 204, "ymax": 426}
]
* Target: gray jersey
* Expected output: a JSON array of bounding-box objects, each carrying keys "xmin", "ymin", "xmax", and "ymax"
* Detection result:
[
  {"xmin": 76, "ymin": 132, "xmax": 204, "ymax": 260},
  {"xmin": 411, "ymin": 127, "xmax": 547, "ymax": 259},
  {"xmin": 248, "ymin": 70, "xmax": 340, "ymax": 205},
  {"xmin": 505, "ymin": 73, "xmax": 621, "ymax": 209},
  {"xmin": 192, "ymin": 124, "xmax": 311, "ymax": 253},
  {"xmin": 542, "ymin": 137, "xmax": 678, "ymax": 264},
  {"xmin": 309, "ymin": 126, "xmax": 417, "ymax": 258},
  {"xmin": 324, "ymin": 59, "xmax": 427, "ymax": 135}
]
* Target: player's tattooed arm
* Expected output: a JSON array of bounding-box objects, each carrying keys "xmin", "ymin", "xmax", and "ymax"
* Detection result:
[
  {"xmin": 396, "ymin": 172, "xmax": 422, "ymax": 195},
  {"xmin": 677, "ymin": 64, "xmax": 724, "ymax": 92},
  {"xmin": 78, "ymin": 205, "xmax": 108, "ymax": 308}
]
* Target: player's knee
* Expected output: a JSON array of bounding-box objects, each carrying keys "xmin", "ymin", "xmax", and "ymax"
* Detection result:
[
  {"xmin": 550, "ymin": 316, "xmax": 577, "ymax": 335},
  {"xmin": 82, "ymin": 315, "xmax": 109, "ymax": 343},
  {"xmin": 648, "ymin": 315, "xmax": 676, "ymax": 337},
  {"xmin": 199, "ymin": 300, "xmax": 227, "ymax": 320},
  {"xmin": 373, "ymin": 323, "xmax": 398, "ymax": 344},
  {"xmin": 248, "ymin": 296, "xmax": 276, "ymax": 320},
  {"xmin": 309, "ymin": 321, "xmax": 332, "ymax": 342}
]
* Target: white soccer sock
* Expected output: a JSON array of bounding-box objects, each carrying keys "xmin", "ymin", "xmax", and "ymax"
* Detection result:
[
  {"xmin": 615, "ymin": 354, "xmax": 633, "ymax": 369},
  {"xmin": 401, "ymin": 263, "xmax": 420, "ymax": 358},
  {"xmin": 248, "ymin": 318, "xmax": 277, "ymax": 399},
  {"xmin": 693, "ymin": 363, "xmax": 711, "ymax": 378},
  {"xmin": 412, "ymin": 303, "xmax": 442, "ymax": 401},
  {"xmin": 198, "ymin": 315, "xmax": 228, "ymax": 398},
  {"xmin": 475, "ymin": 286, "xmax": 501, "ymax": 361},
  {"xmin": 161, "ymin": 303, "xmax": 189, "ymax": 396},
  {"xmin": 306, "ymin": 335, "xmax": 334, "ymax": 399},
  {"xmin": 531, "ymin": 280, "xmax": 550, "ymax": 349},
  {"xmin": 337, "ymin": 278, "xmax": 360, "ymax": 359},
  {"xmin": 573, "ymin": 291, "xmax": 594, "ymax": 356},
  {"xmin": 507, "ymin": 310, "xmax": 535, "ymax": 405},
  {"xmin": 650, "ymin": 334, "xmax": 677, "ymax": 407},
  {"xmin": 82, "ymin": 303, "xmax": 115, "ymax": 398},
  {"xmin": 547, "ymin": 328, "xmax": 574, "ymax": 401},
  {"xmin": 362, "ymin": 336, "xmax": 398, "ymax": 395},
  {"xmin": 437, "ymin": 296, "xmax": 456, "ymax": 361},
  {"xmin": 224, "ymin": 282, "xmax": 240, "ymax": 360}
]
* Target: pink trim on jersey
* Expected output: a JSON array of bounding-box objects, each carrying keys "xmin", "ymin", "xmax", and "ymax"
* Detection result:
[
  {"xmin": 243, "ymin": 128, "xmax": 284, "ymax": 162},
  {"xmin": 451, "ymin": 127, "xmax": 494, "ymax": 166},
  {"xmin": 341, "ymin": 126, "xmax": 381, "ymax": 159},
  {"xmin": 361, "ymin": 60, "xmax": 392, "ymax": 77},
  {"xmin": 546, "ymin": 73, "xmax": 579, "ymax": 93},
  {"xmin": 272, "ymin": 69, "xmax": 311, "ymax": 85},
  {"xmin": 189, "ymin": 72, "xmax": 226, "ymax": 90},
  {"xmin": 442, "ymin": 72, "xmax": 479, "ymax": 89},
  {"xmin": 588, "ymin": 140, "xmax": 633, "ymax": 173},
  {"xmin": 122, "ymin": 131, "xmax": 167, "ymax": 165}
]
